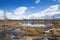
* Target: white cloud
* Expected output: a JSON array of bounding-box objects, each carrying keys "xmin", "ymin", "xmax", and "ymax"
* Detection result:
[
  {"xmin": 10, "ymin": 7, "xmax": 28, "ymax": 19},
  {"xmin": 0, "ymin": 5, "xmax": 60, "ymax": 19},
  {"xmin": 0, "ymin": 10, "xmax": 4, "ymax": 19},
  {"xmin": 0, "ymin": 10, "xmax": 4, "ymax": 16},
  {"xmin": 14, "ymin": 7, "xmax": 28, "ymax": 15},
  {"xmin": 42, "ymin": 5, "xmax": 60, "ymax": 16},
  {"xmin": 35, "ymin": 0, "xmax": 40, "ymax": 4},
  {"xmin": 31, "ymin": 7, "xmax": 35, "ymax": 8},
  {"xmin": 28, "ymin": 12, "xmax": 46, "ymax": 19},
  {"xmin": 0, "ymin": 6, "xmax": 28, "ymax": 19},
  {"xmin": 28, "ymin": 5, "xmax": 60, "ymax": 19}
]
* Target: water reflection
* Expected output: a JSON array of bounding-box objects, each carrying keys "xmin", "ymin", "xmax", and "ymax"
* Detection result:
[{"xmin": 19, "ymin": 23, "xmax": 54, "ymax": 27}]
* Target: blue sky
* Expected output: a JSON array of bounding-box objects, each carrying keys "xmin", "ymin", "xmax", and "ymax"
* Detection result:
[{"xmin": 0, "ymin": 0, "xmax": 60, "ymax": 19}]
